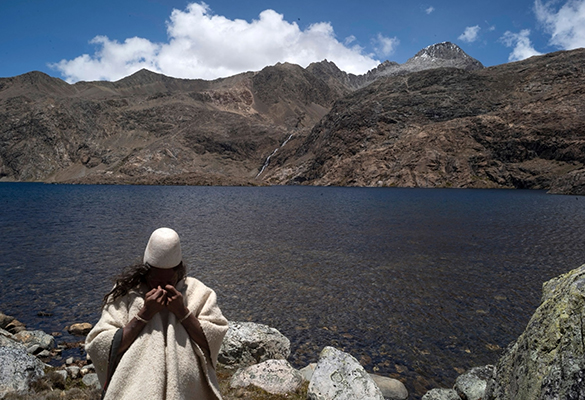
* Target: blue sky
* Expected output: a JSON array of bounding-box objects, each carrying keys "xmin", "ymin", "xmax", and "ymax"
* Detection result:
[{"xmin": 1, "ymin": 0, "xmax": 584, "ymax": 82}]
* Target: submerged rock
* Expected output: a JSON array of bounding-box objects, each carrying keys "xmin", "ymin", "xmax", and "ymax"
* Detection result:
[{"xmin": 486, "ymin": 264, "xmax": 585, "ymax": 399}]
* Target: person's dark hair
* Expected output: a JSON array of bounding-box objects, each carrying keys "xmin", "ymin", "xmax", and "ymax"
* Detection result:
[{"xmin": 102, "ymin": 262, "xmax": 186, "ymax": 307}]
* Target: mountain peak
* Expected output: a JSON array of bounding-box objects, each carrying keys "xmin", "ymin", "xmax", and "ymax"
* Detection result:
[
  {"xmin": 14, "ymin": 71, "xmax": 69, "ymax": 86},
  {"xmin": 413, "ymin": 42, "xmax": 465, "ymax": 60},
  {"xmin": 406, "ymin": 42, "xmax": 484, "ymax": 71},
  {"xmin": 115, "ymin": 68, "xmax": 168, "ymax": 86},
  {"xmin": 0, "ymin": 70, "xmax": 74, "ymax": 97}
]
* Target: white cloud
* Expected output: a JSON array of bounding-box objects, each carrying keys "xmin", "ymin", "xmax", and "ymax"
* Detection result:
[
  {"xmin": 50, "ymin": 2, "xmax": 381, "ymax": 83},
  {"xmin": 51, "ymin": 36, "xmax": 162, "ymax": 82},
  {"xmin": 534, "ymin": 0, "xmax": 585, "ymax": 49},
  {"xmin": 426, "ymin": 6, "xmax": 435, "ymax": 15},
  {"xmin": 501, "ymin": 29, "xmax": 543, "ymax": 61},
  {"xmin": 458, "ymin": 26, "xmax": 481, "ymax": 43},
  {"xmin": 344, "ymin": 35, "xmax": 357, "ymax": 45},
  {"xmin": 372, "ymin": 34, "xmax": 400, "ymax": 57}
]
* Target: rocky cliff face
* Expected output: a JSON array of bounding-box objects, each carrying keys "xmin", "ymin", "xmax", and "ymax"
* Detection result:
[{"xmin": 263, "ymin": 48, "xmax": 585, "ymax": 191}]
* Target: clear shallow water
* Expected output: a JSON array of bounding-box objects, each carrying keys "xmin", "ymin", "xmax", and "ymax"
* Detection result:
[{"xmin": 1, "ymin": 183, "xmax": 584, "ymax": 397}]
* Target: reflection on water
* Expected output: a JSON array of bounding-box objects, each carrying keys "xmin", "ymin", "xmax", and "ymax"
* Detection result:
[{"xmin": 1, "ymin": 183, "xmax": 584, "ymax": 397}]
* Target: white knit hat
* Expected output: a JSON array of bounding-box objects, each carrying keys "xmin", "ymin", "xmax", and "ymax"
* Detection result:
[{"xmin": 143, "ymin": 227, "xmax": 182, "ymax": 269}]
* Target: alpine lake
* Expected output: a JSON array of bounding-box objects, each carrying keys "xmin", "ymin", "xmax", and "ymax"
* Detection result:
[{"xmin": 1, "ymin": 182, "xmax": 584, "ymax": 397}]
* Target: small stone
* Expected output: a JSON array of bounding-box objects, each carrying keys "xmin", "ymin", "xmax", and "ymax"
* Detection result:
[
  {"xmin": 37, "ymin": 311, "xmax": 53, "ymax": 317},
  {"xmin": 68, "ymin": 323, "xmax": 93, "ymax": 336},
  {"xmin": 82, "ymin": 373, "xmax": 101, "ymax": 390},
  {"xmin": 422, "ymin": 388, "xmax": 461, "ymax": 400},
  {"xmin": 0, "ymin": 313, "xmax": 15, "ymax": 330},
  {"xmin": 370, "ymin": 374, "xmax": 409, "ymax": 400},
  {"xmin": 66, "ymin": 357, "xmax": 74, "ymax": 365},
  {"xmin": 37, "ymin": 350, "xmax": 51, "ymax": 358},
  {"xmin": 26, "ymin": 344, "xmax": 41, "ymax": 355},
  {"xmin": 54, "ymin": 369, "xmax": 68, "ymax": 382},
  {"xmin": 0, "ymin": 328, "xmax": 15, "ymax": 339},
  {"xmin": 67, "ymin": 366, "xmax": 81, "ymax": 379},
  {"xmin": 5, "ymin": 319, "xmax": 26, "ymax": 334},
  {"xmin": 81, "ymin": 364, "xmax": 95, "ymax": 376}
]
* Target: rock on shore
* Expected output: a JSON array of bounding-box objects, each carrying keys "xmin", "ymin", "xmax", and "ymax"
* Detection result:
[
  {"xmin": 11, "ymin": 260, "xmax": 585, "ymax": 400},
  {"xmin": 308, "ymin": 346, "xmax": 385, "ymax": 400},
  {"xmin": 219, "ymin": 321, "xmax": 291, "ymax": 366},
  {"xmin": 0, "ymin": 340, "xmax": 45, "ymax": 398},
  {"xmin": 486, "ymin": 264, "xmax": 585, "ymax": 399},
  {"xmin": 422, "ymin": 263, "xmax": 585, "ymax": 400},
  {"xmin": 0, "ymin": 318, "xmax": 409, "ymax": 399}
]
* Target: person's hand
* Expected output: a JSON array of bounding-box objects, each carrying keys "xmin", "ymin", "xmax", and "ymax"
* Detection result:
[
  {"xmin": 165, "ymin": 284, "xmax": 189, "ymax": 320},
  {"xmin": 140, "ymin": 286, "xmax": 167, "ymax": 320}
]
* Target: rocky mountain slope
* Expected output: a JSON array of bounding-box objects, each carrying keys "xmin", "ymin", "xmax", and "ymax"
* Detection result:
[
  {"xmin": 2, "ymin": 43, "xmax": 584, "ymax": 193},
  {"xmin": 262, "ymin": 48, "xmax": 585, "ymax": 193},
  {"xmin": 0, "ymin": 64, "xmax": 340, "ymax": 185}
]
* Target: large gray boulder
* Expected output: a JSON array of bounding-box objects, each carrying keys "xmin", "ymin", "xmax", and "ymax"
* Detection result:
[
  {"xmin": 308, "ymin": 346, "xmax": 384, "ymax": 400},
  {"xmin": 0, "ymin": 343, "xmax": 45, "ymax": 397},
  {"xmin": 454, "ymin": 365, "xmax": 494, "ymax": 400},
  {"xmin": 486, "ymin": 264, "xmax": 585, "ymax": 399},
  {"xmin": 218, "ymin": 321, "xmax": 290, "ymax": 366},
  {"xmin": 230, "ymin": 359, "xmax": 303, "ymax": 394}
]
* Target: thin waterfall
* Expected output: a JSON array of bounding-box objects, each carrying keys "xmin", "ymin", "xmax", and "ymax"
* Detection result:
[{"xmin": 256, "ymin": 134, "xmax": 293, "ymax": 178}]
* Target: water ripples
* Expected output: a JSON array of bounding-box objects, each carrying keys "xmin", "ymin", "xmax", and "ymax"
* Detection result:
[{"xmin": 1, "ymin": 183, "xmax": 585, "ymax": 398}]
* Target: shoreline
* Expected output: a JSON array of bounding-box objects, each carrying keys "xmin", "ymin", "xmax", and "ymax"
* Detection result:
[{"xmin": 0, "ymin": 312, "xmax": 490, "ymax": 399}]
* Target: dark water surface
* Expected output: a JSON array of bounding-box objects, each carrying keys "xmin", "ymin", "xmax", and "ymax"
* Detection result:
[{"xmin": 1, "ymin": 183, "xmax": 584, "ymax": 397}]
